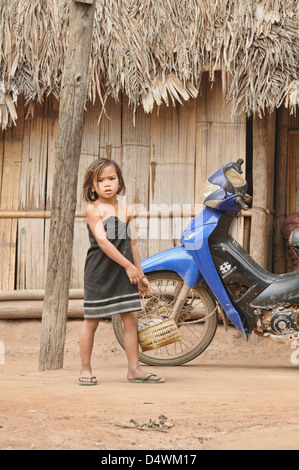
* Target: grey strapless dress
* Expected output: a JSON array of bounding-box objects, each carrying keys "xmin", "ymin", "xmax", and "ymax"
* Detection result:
[{"xmin": 83, "ymin": 216, "xmax": 142, "ymax": 318}]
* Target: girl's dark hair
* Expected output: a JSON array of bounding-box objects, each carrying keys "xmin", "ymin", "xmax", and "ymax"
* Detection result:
[{"xmin": 83, "ymin": 158, "xmax": 126, "ymax": 202}]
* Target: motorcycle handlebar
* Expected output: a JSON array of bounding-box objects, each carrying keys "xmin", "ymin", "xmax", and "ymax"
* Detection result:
[{"xmin": 234, "ymin": 196, "xmax": 249, "ymax": 211}]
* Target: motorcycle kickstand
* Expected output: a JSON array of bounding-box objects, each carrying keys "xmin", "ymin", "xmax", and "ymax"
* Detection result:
[{"xmin": 170, "ymin": 283, "xmax": 190, "ymax": 322}]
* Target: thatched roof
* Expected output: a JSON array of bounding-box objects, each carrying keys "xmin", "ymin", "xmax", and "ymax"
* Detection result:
[{"xmin": 0, "ymin": 0, "xmax": 298, "ymax": 128}]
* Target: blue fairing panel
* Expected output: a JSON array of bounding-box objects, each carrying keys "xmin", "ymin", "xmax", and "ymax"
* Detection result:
[{"xmin": 141, "ymin": 245, "xmax": 202, "ymax": 288}]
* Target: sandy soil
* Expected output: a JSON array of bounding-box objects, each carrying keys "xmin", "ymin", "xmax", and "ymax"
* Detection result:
[{"xmin": 1, "ymin": 318, "xmax": 299, "ymax": 451}]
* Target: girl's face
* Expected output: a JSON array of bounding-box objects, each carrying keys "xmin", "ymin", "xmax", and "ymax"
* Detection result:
[{"xmin": 93, "ymin": 164, "xmax": 120, "ymax": 201}]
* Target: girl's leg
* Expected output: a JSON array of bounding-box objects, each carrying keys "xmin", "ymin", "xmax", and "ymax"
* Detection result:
[
  {"xmin": 79, "ymin": 318, "xmax": 99, "ymax": 384},
  {"xmin": 120, "ymin": 312, "xmax": 164, "ymax": 382}
]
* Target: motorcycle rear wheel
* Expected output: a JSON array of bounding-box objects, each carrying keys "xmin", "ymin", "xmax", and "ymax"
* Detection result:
[{"xmin": 112, "ymin": 271, "xmax": 218, "ymax": 366}]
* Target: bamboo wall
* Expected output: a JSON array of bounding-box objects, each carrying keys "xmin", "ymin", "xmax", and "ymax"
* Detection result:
[{"xmin": 0, "ymin": 72, "xmax": 247, "ymax": 292}]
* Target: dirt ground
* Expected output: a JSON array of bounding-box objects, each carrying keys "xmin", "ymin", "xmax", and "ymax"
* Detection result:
[{"xmin": 1, "ymin": 318, "xmax": 299, "ymax": 451}]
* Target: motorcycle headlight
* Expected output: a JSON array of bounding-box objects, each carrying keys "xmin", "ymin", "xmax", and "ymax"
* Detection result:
[{"xmin": 225, "ymin": 168, "xmax": 247, "ymax": 189}]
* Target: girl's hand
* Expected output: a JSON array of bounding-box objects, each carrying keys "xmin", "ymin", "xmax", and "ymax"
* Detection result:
[
  {"xmin": 138, "ymin": 276, "xmax": 150, "ymax": 294},
  {"xmin": 125, "ymin": 264, "xmax": 142, "ymax": 284}
]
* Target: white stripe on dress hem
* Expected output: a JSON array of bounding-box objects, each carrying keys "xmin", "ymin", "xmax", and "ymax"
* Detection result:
[
  {"xmin": 84, "ymin": 292, "xmax": 140, "ymax": 304},
  {"xmin": 84, "ymin": 305, "xmax": 143, "ymax": 318},
  {"xmin": 84, "ymin": 299, "xmax": 141, "ymax": 311}
]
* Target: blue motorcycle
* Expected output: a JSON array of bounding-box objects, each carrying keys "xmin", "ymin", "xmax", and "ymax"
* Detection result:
[{"xmin": 113, "ymin": 159, "xmax": 299, "ymax": 366}]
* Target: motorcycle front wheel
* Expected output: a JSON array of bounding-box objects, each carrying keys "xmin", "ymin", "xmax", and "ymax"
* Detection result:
[{"xmin": 112, "ymin": 271, "xmax": 218, "ymax": 366}]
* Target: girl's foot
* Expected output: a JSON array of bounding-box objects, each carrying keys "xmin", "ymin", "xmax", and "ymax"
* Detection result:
[
  {"xmin": 127, "ymin": 367, "xmax": 164, "ymax": 383},
  {"xmin": 78, "ymin": 368, "xmax": 97, "ymax": 385},
  {"xmin": 128, "ymin": 373, "xmax": 165, "ymax": 383}
]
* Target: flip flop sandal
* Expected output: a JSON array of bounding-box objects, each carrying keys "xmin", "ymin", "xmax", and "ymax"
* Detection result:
[
  {"xmin": 78, "ymin": 376, "xmax": 97, "ymax": 386},
  {"xmin": 129, "ymin": 373, "xmax": 165, "ymax": 384}
]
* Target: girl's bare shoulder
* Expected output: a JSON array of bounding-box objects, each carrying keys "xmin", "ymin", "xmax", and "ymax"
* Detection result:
[{"xmin": 86, "ymin": 202, "xmax": 103, "ymax": 219}]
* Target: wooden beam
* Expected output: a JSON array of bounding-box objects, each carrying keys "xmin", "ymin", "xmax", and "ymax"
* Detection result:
[
  {"xmin": 0, "ymin": 299, "xmax": 84, "ymax": 319},
  {"xmin": 0, "ymin": 209, "xmax": 252, "ymax": 219},
  {"xmin": 250, "ymin": 112, "xmax": 276, "ymax": 270},
  {"xmin": 0, "ymin": 289, "xmax": 83, "ymax": 300},
  {"xmin": 39, "ymin": 1, "xmax": 96, "ymax": 371},
  {"xmin": 273, "ymin": 106, "xmax": 289, "ymax": 273}
]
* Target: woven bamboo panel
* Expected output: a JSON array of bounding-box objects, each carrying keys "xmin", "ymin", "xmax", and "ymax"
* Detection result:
[
  {"xmin": 0, "ymin": 102, "xmax": 24, "ymax": 290},
  {"xmin": 196, "ymin": 72, "xmax": 246, "ymax": 246},
  {"xmin": 0, "ymin": 75, "xmax": 249, "ymax": 292}
]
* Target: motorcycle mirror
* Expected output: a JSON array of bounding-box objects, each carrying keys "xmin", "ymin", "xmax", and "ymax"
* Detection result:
[
  {"xmin": 289, "ymin": 229, "xmax": 299, "ymax": 258},
  {"xmin": 229, "ymin": 159, "xmax": 244, "ymax": 174},
  {"xmin": 222, "ymin": 159, "xmax": 247, "ymax": 196}
]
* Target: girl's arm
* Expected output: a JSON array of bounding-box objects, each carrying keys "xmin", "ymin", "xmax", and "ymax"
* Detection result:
[
  {"xmin": 86, "ymin": 204, "xmax": 142, "ymax": 285},
  {"xmin": 128, "ymin": 210, "xmax": 150, "ymax": 293}
]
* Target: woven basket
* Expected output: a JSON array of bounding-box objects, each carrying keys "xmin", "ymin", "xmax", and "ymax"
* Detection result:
[{"xmin": 138, "ymin": 317, "xmax": 181, "ymax": 352}]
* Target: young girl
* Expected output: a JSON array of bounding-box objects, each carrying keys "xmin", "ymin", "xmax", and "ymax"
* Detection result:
[{"xmin": 78, "ymin": 158, "xmax": 165, "ymax": 385}]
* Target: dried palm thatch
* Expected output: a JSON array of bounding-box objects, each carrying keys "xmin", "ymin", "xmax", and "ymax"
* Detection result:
[{"xmin": 0, "ymin": 0, "xmax": 298, "ymax": 128}]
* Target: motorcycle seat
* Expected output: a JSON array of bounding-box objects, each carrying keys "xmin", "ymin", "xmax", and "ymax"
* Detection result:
[{"xmin": 251, "ymin": 270, "xmax": 299, "ymax": 308}]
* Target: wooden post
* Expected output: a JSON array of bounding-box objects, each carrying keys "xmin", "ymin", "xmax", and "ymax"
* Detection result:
[
  {"xmin": 39, "ymin": 0, "xmax": 96, "ymax": 371},
  {"xmin": 250, "ymin": 112, "xmax": 276, "ymax": 271},
  {"xmin": 273, "ymin": 106, "xmax": 289, "ymax": 273}
]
